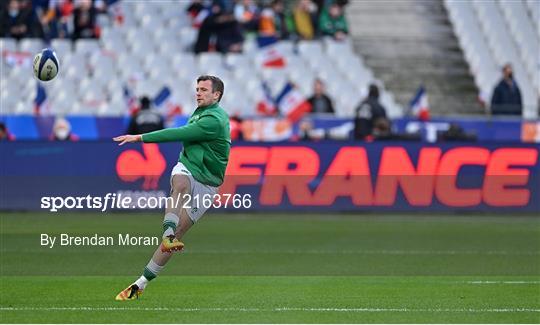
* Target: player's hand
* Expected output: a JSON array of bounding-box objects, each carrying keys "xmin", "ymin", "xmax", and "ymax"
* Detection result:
[{"xmin": 113, "ymin": 134, "xmax": 142, "ymax": 146}]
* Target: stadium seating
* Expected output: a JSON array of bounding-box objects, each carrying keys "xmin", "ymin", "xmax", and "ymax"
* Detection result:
[
  {"xmin": 445, "ymin": 0, "xmax": 539, "ymax": 118},
  {"xmin": 1, "ymin": 0, "xmax": 402, "ymax": 119},
  {"xmin": 2, "ymin": 0, "xmax": 537, "ymax": 119}
]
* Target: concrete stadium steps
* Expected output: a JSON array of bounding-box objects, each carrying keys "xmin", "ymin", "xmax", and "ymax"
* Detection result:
[
  {"xmin": 347, "ymin": 0, "xmax": 482, "ymax": 116},
  {"xmin": 354, "ymin": 38, "xmax": 464, "ymax": 59}
]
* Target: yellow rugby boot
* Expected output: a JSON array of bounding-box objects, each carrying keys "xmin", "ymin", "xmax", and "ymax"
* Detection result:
[
  {"xmin": 160, "ymin": 236, "xmax": 184, "ymax": 253},
  {"xmin": 115, "ymin": 284, "xmax": 143, "ymax": 301}
]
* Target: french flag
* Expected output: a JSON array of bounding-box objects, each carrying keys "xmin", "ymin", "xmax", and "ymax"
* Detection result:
[
  {"xmin": 275, "ymin": 82, "xmax": 311, "ymax": 122},
  {"xmin": 153, "ymin": 86, "xmax": 172, "ymax": 109},
  {"xmin": 256, "ymin": 36, "xmax": 286, "ymax": 68},
  {"xmin": 154, "ymin": 86, "xmax": 182, "ymax": 120},
  {"xmin": 34, "ymin": 83, "xmax": 49, "ymax": 115},
  {"xmin": 123, "ymin": 84, "xmax": 138, "ymax": 115},
  {"xmin": 409, "ymin": 86, "xmax": 430, "ymax": 121},
  {"xmin": 256, "ymin": 81, "xmax": 277, "ymax": 115}
]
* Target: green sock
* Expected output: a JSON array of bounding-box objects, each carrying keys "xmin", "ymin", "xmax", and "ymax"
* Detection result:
[
  {"xmin": 142, "ymin": 260, "xmax": 163, "ymax": 281},
  {"xmin": 143, "ymin": 267, "xmax": 157, "ymax": 281}
]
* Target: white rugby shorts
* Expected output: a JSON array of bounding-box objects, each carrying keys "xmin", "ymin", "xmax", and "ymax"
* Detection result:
[{"xmin": 170, "ymin": 162, "xmax": 218, "ymax": 223}]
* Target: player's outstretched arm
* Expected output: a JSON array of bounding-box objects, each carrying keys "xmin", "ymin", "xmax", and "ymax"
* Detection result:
[
  {"xmin": 113, "ymin": 117, "xmax": 220, "ymax": 145},
  {"xmin": 113, "ymin": 134, "xmax": 142, "ymax": 145},
  {"xmin": 142, "ymin": 117, "xmax": 220, "ymax": 143}
]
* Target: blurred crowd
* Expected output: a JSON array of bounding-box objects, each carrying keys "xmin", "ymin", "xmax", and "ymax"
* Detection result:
[
  {"xmin": 1, "ymin": 0, "xmax": 521, "ymax": 143},
  {"xmin": 188, "ymin": 0, "xmax": 349, "ymax": 54},
  {"xmin": 0, "ymin": 0, "xmax": 116, "ymax": 41},
  {"xmin": 0, "ymin": 0, "xmax": 349, "ymax": 45}
]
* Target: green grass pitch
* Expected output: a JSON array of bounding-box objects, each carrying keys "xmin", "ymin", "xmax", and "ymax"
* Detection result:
[{"xmin": 1, "ymin": 212, "xmax": 539, "ymax": 323}]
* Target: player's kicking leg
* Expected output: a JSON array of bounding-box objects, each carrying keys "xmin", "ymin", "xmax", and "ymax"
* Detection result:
[{"xmin": 115, "ymin": 174, "xmax": 193, "ymax": 301}]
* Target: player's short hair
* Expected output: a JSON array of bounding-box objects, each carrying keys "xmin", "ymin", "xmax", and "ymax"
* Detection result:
[{"xmin": 197, "ymin": 75, "xmax": 224, "ymax": 102}]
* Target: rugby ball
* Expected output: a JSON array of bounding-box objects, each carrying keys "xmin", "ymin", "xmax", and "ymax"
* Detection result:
[{"xmin": 33, "ymin": 49, "xmax": 59, "ymax": 82}]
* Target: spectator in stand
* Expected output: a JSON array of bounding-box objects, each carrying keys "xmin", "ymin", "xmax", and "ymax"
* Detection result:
[
  {"xmin": 50, "ymin": 117, "xmax": 79, "ymax": 141},
  {"xmin": 490, "ymin": 63, "xmax": 522, "ymax": 116},
  {"xmin": 127, "ymin": 96, "xmax": 165, "ymax": 135},
  {"xmin": 213, "ymin": 0, "xmax": 235, "ymax": 13},
  {"xmin": 0, "ymin": 0, "xmax": 35, "ymax": 39},
  {"xmin": 290, "ymin": 0, "xmax": 317, "ymax": 40},
  {"xmin": 193, "ymin": 2, "xmax": 213, "ymax": 52},
  {"xmin": 311, "ymin": 0, "xmax": 325, "ymax": 20},
  {"xmin": 194, "ymin": 2, "xmax": 243, "ymax": 54},
  {"xmin": 319, "ymin": 1, "xmax": 348, "ymax": 40},
  {"xmin": 53, "ymin": 0, "xmax": 75, "ymax": 39},
  {"xmin": 311, "ymin": 0, "xmax": 348, "ymax": 17},
  {"xmin": 186, "ymin": 0, "xmax": 210, "ymax": 29},
  {"xmin": 354, "ymin": 84, "xmax": 388, "ymax": 140},
  {"xmin": 34, "ymin": 0, "xmax": 75, "ymax": 40},
  {"xmin": 307, "ymin": 78, "xmax": 335, "ymax": 114},
  {"xmin": 215, "ymin": 4, "xmax": 244, "ymax": 53},
  {"xmin": 32, "ymin": 0, "xmax": 55, "ymax": 40},
  {"xmin": 61, "ymin": 1, "xmax": 77, "ymax": 37},
  {"xmin": 0, "ymin": 122, "xmax": 16, "ymax": 141},
  {"xmin": 259, "ymin": 0, "xmax": 289, "ymax": 39},
  {"xmin": 72, "ymin": 0, "xmax": 97, "ymax": 40},
  {"xmin": 234, "ymin": 0, "xmax": 260, "ymax": 34}
]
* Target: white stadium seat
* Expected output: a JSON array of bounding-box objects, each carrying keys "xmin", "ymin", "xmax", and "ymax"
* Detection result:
[
  {"xmin": 1, "ymin": 38, "xmax": 17, "ymax": 52},
  {"xmin": 197, "ymin": 52, "xmax": 223, "ymax": 70},
  {"xmin": 50, "ymin": 39, "xmax": 72, "ymax": 59},
  {"xmin": 224, "ymin": 53, "xmax": 252, "ymax": 69},
  {"xmin": 1, "ymin": 88, "xmax": 18, "ymax": 114},
  {"xmin": 446, "ymin": 0, "xmax": 539, "ymax": 117},
  {"xmin": 498, "ymin": 0, "xmax": 539, "ymax": 91},
  {"xmin": 75, "ymin": 39, "xmax": 100, "ymax": 55},
  {"xmin": 0, "ymin": 2, "xmax": 408, "ymax": 119},
  {"xmin": 179, "ymin": 27, "xmax": 198, "ymax": 51},
  {"xmin": 14, "ymin": 101, "xmax": 34, "ymax": 115},
  {"xmin": 297, "ymin": 41, "xmax": 323, "ymax": 57},
  {"xmin": 473, "ymin": 0, "xmax": 537, "ymax": 115},
  {"xmin": 18, "ymin": 38, "xmax": 45, "ymax": 54}
]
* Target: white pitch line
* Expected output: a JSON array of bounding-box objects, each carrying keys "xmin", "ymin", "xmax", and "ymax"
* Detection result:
[
  {"xmin": 0, "ymin": 307, "xmax": 538, "ymax": 313},
  {"xmin": 467, "ymin": 281, "xmax": 540, "ymax": 284},
  {"xmin": 2, "ymin": 248, "xmax": 539, "ymax": 256},
  {"xmin": 178, "ymin": 249, "xmax": 540, "ymax": 256}
]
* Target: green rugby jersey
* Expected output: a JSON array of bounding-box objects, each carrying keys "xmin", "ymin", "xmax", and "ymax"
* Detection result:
[{"xmin": 141, "ymin": 102, "xmax": 230, "ymax": 187}]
